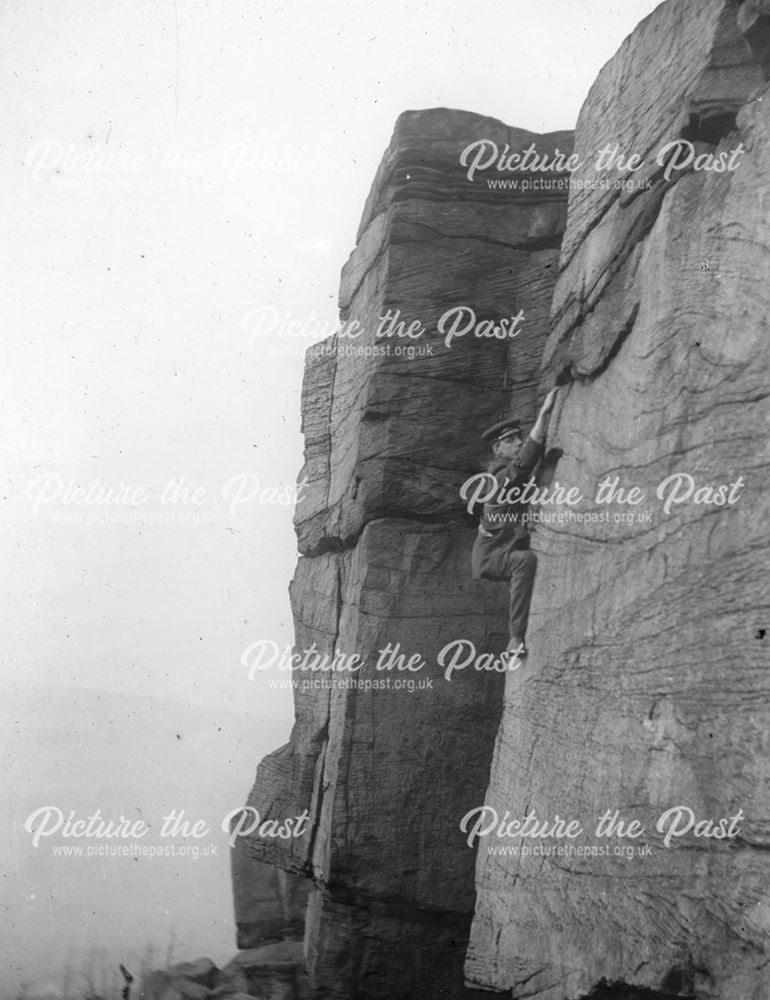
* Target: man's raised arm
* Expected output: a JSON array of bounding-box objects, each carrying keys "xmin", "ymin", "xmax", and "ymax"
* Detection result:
[
  {"xmin": 511, "ymin": 387, "xmax": 559, "ymax": 478},
  {"xmin": 530, "ymin": 387, "xmax": 559, "ymax": 445}
]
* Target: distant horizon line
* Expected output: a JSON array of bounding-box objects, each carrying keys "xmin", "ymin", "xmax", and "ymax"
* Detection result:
[{"xmin": 0, "ymin": 675, "xmax": 292, "ymax": 724}]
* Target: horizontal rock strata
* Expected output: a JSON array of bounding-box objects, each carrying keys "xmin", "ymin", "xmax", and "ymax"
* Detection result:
[{"xmin": 235, "ymin": 109, "xmax": 572, "ymax": 997}]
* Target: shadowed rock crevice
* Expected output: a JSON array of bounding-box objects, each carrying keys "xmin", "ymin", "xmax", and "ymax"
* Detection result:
[
  {"xmin": 680, "ymin": 109, "xmax": 740, "ymax": 143},
  {"xmin": 739, "ymin": 0, "xmax": 770, "ymax": 75}
]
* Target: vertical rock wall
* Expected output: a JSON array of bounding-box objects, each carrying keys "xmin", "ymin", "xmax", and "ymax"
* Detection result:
[
  {"xmin": 234, "ymin": 109, "xmax": 572, "ymax": 998},
  {"xmin": 465, "ymin": 2, "xmax": 770, "ymax": 999}
]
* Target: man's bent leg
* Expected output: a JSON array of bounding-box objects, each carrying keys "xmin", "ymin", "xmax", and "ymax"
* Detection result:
[
  {"xmin": 471, "ymin": 533, "xmax": 508, "ymax": 581},
  {"xmin": 505, "ymin": 548, "xmax": 537, "ymax": 641}
]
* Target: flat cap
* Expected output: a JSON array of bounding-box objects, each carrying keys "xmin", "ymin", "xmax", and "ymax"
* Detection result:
[{"xmin": 481, "ymin": 418, "xmax": 523, "ymax": 443}]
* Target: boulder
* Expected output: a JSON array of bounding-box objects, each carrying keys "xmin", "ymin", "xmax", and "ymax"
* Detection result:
[
  {"xmin": 142, "ymin": 959, "xmax": 217, "ymax": 1000},
  {"xmin": 166, "ymin": 959, "xmax": 218, "ymax": 989},
  {"xmin": 222, "ymin": 942, "xmax": 308, "ymax": 1000},
  {"xmin": 158, "ymin": 985, "xmax": 209, "ymax": 1000}
]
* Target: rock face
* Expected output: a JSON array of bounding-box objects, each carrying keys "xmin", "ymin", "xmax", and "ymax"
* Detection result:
[
  {"xmin": 231, "ymin": 854, "xmax": 309, "ymax": 948},
  {"xmin": 295, "ymin": 110, "xmax": 573, "ymax": 556},
  {"xmin": 465, "ymin": 3, "xmax": 770, "ymax": 999},
  {"xmin": 142, "ymin": 958, "xmax": 218, "ymax": 1000},
  {"xmin": 235, "ymin": 109, "xmax": 572, "ymax": 997}
]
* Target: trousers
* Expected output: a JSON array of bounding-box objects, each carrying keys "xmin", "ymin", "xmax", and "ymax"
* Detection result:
[{"xmin": 471, "ymin": 533, "xmax": 538, "ymax": 640}]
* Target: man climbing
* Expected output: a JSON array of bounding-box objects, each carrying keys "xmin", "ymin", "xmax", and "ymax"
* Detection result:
[{"xmin": 471, "ymin": 387, "xmax": 559, "ymax": 663}]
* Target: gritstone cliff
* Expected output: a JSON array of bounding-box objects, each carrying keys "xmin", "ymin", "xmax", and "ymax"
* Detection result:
[
  {"xmin": 233, "ymin": 108, "xmax": 572, "ymax": 999},
  {"xmin": 234, "ymin": 1, "xmax": 770, "ymax": 998},
  {"xmin": 465, "ymin": 1, "xmax": 770, "ymax": 999}
]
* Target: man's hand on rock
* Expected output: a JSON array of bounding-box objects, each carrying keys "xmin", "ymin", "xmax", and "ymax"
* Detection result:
[
  {"xmin": 530, "ymin": 387, "xmax": 559, "ymax": 444},
  {"xmin": 540, "ymin": 387, "xmax": 559, "ymax": 415}
]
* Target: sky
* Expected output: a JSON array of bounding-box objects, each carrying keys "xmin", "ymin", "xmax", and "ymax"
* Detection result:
[{"xmin": 0, "ymin": 0, "xmax": 662, "ymax": 992}]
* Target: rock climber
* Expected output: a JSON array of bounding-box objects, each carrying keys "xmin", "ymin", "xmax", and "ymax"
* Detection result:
[{"xmin": 471, "ymin": 387, "xmax": 559, "ymax": 663}]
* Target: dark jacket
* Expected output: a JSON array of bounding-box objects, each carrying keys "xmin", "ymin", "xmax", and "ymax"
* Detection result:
[{"xmin": 477, "ymin": 435, "xmax": 543, "ymax": 548}]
